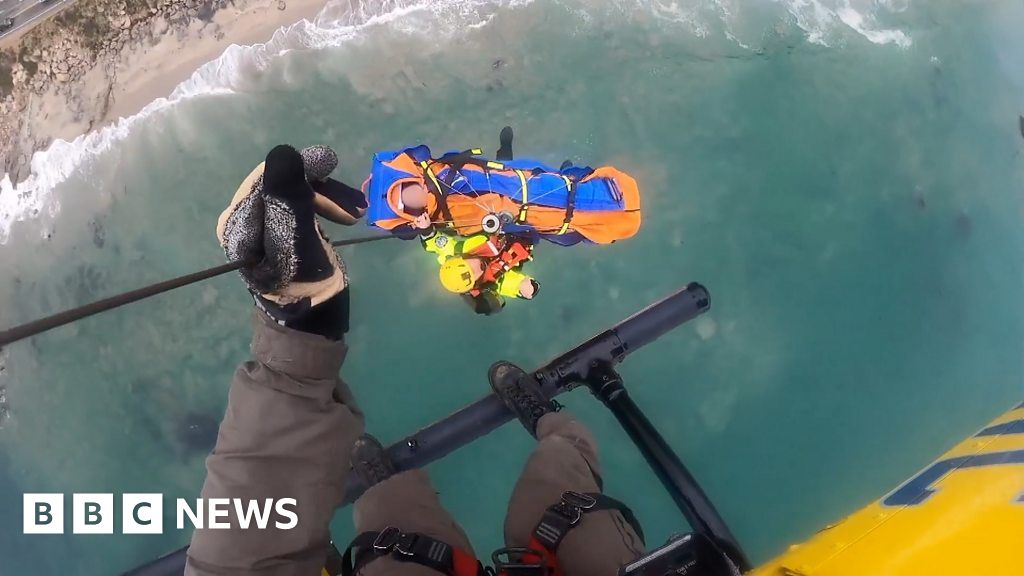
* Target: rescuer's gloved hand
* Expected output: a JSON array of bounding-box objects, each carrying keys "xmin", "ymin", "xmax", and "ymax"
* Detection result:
[
  {"xmin": 300, "ymin": 144, "xmax": 338, "ymax": 182},
  {"xmin": 217, "ymin": 144, "xmax": 350, "ymax": 339},
  {"xmin": 302, "ymin": 145, "xmax": 369, "ymax": 226}
]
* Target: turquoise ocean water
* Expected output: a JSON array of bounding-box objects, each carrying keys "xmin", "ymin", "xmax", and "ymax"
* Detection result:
[{"xmin": 1, "ymin": 0, "xmax": 1024, "ymax": 573}]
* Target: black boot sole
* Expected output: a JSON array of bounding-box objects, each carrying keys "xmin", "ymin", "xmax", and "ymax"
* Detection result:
[{"xmin": 497, "ymin": 126, "xmax": 514, "ymax": 161}]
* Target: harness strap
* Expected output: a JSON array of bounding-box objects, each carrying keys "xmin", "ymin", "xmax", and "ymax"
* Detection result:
[
  {"xmin": 343, "ymin": 527, "xmax": 485, "ymax": 576},
  {"xmin": 436, "ymin": 149, "xmax": 504, "ymax": 174},
  {"xmin": 420, "ymin": 149, "xmax": 487, "ymax": 228},
  {"xmin": 481, "ymin": 239, "xmax": 533, "ymax": 285},
  {"xmin": 533, "ymin": 491, "xmax": 642, "ymax": 550},
  {"xmin": 556, "ymin": 177, "xmax": 577, "ymax": 235},
  {"xmin": 515, "ymin": 170, "xmax": 530, "ymax": 223},
  {"xmin": 419, "ymin": 160, "xmax": 455, "ymax": 226},
  {"xmin": 437, "ymin": 148, "xmax": 484, "ymax": 166}
]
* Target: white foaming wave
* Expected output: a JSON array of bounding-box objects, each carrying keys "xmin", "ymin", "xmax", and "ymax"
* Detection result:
[
  {"xmin": 835, "ymin": 3, "xmax": 909, "ymax": 46},
  {"xmin": 310, "ymin": 0, "xmax": 523, "ymax": 48},
  {"xmin": 0, "ymin": 0, "xmax": 522, "ymax": 244},
  {"xmin": 565, "ymin": 0, "xmax": 911, "ymax": 52},
  {"xmin": 649, "ymin": 1, "xmax": 712, "ymax": 38},
  {"xmin": 780, "ymin": 0, "xmax": 911, "ymax": 48},
  {"xmin": 647, "ymin": 0, "xmax": 759, "ymax": 47},
  {"xmin": 564, "ymin": 0, "xmax": 727, "ymax": 39}
]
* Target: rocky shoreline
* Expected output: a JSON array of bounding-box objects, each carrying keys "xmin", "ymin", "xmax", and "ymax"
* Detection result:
[{"xmin": 0, "ymin": 0, "xmax": 283, "ymax": 184}]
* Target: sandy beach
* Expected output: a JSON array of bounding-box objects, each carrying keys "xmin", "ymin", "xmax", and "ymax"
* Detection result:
[
  {"xmin": 103, "ymin": 0, "xmax": 325, "ymax": 124},
  {"xmin": 0, "ymin": 0, "xmax": 327, "ymax": 184}
]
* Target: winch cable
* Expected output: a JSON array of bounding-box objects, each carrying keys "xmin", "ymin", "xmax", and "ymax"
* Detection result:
[{"xmin": 0, "ymin": 233, "xmax": 397, "ymax": 347}]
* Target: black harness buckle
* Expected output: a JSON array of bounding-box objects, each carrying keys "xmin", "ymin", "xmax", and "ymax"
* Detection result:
[
  {"xmin": 373, "ymin": 526, "xmax": 402, "ymax": 554},
  {"xmin": 347, "ymin": 528, "xmax": 477, "ymax": 576},
  {"xmin": 395, "ymin": 532, "xmax": 420, "ymax": 557},
  {"xmin": 549, "ymin": 491, "xmax": 597, "ymax": 526},
  {"xmin": 561, "ymin": 491, "xmax": 596, "ymax": 510},
  {"xmin": 491, "ymin": 547, "xmax": 548, "ymax": 575}
]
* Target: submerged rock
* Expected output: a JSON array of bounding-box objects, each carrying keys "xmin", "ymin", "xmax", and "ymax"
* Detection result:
[
  {"xmin": 955, "ymin": 211, "xmax": 972, "ymax": 240},
  {"xmin": 912, "ymin": 187, "xmax": 926, "ymax": 210},
  {"xmin": 0, "ymin": 385, "xmax": 9, "ymax": 428},
  {"xmin": 70, "ymin": 263, "xmax": 107, "ymax": 302},
  {"xmin": 176, "ymin": 412, "xmax": 220, "ymax": 454},
  {"xmin": 558, "ymin": 306, "xmax": 576, "ymax": 324},
  {"xmin": 90, "ymin": 219, "xmax": 106, "ymax": 248}
]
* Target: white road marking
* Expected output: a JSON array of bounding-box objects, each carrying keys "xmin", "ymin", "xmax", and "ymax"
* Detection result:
[{"xmin": 0, "ymin": 0, "xmax": 72, "ymax": 40}]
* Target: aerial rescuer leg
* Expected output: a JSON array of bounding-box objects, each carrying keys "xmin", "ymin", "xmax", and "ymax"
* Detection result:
[
  {"xmin": 342, "ymin": 363, "xmax": 644, "ymax": 576},
  {"xmin": 346, "ymin": 468, "xmax": 484, "ymax": 576},
  {"xmin": 493, "ymin": 490, "xmax": 644, "ymax": 576},
  {"xmin": 492, "ymin": 362, "xmax": 646, "ymax": 576},
  {"xmin": 496, "ymin": 412, "xmax": 646, "ymax": 576},
  {"xmin": 345, "ymin": 433, "xmax": 482, "ymax": 576}
]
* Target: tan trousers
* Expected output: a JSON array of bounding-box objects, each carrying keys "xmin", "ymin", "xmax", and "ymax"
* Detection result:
[
  {"xmin": 353, "ymin": 412, "xmax": 645, "ymax": 576},
  {"xmin": 188, "ymin": 312, "xmax": 363, "ymax": 576}
]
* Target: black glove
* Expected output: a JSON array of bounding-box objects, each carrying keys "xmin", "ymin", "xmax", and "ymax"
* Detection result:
[{"xmin": 218, "ymin": 144, "xmax": 350, "ymax": 339}]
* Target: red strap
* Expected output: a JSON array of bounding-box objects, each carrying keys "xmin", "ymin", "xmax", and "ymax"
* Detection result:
[
  {"xmin": 502, "ymin": 242, "xmax": 532, "ymax": 267},
  {"xmin": 452, "ymin": 547, "xmax": 483, "ymax": 576},
  {"xmin": 493, "ymin": 536, "xmax": 566, "ymax": 576},
  {"xmin": 524, "ymin": 536, "xmax": 564, "ymax": 576},
  {"xmin": 480, "ymin": 241, "xmax": 532, "ymax": 285},
  {"xmin": 481, "ymin": 259, "xmax": 506, "ymax": 284}
]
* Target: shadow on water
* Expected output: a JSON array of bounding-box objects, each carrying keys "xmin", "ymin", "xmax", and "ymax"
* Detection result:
[{"xmin": 175, "ymin": 411, "xmax": 220, "ymax": 458}]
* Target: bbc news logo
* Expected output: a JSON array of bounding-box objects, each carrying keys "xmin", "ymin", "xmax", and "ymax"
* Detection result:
[{"xmin": 23, "ymin": 494, "xmax": 298, "ymax": 534}]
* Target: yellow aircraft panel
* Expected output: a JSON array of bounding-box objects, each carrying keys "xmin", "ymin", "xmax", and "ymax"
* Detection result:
[{"xmin": 750, "ymin": 404, "xmax": 1024, "ymax": 576}]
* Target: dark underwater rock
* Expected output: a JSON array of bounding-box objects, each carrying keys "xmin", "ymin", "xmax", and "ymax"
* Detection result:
[{"xmin": 176, "ymin": 412, "xmax": 220, "ymax": 454}]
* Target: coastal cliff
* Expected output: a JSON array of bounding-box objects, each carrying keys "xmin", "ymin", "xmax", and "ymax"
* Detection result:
[{"xmin": 0, "ymin": 0, "xmax": 321, "ymax": 184}]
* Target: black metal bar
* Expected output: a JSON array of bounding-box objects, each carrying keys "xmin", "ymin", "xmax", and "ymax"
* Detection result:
[
  {"xmin": 373, "ymin": 394, "xmax": 511, "ymax": 498},
  {"xmin": 532, "ymin": 282, "xmax": 710, "ymax": 391},
  {"xmin": 588, "ymin": 371, "xmax": 751, "ymax": 572},
  {"xmin": 615, "ymin": 283, "xmax": 710, "ymax": 352},
  {"xmin": 122, "ymin": 283, "xmax": 711, "ymax": 576},
  {"xmin": 0, "ymin": 234, "xmax": 396, "ymax": 347}
]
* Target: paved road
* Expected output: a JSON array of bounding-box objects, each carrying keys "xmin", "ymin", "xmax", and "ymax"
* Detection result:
[{"xmin": 0, "ymin": 0, "xmax": 75, "ymax": 47}]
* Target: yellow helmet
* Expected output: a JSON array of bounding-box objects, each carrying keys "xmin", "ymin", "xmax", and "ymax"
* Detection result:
[{"xmin": 439, "ymin": 258, "xmax": 475, "ymax": 293}]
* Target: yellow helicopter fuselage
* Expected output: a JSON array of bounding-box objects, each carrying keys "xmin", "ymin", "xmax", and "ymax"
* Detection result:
[{"xmin": 751, "ymin": 403, "xmax": 1024, "ymax": 576}]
